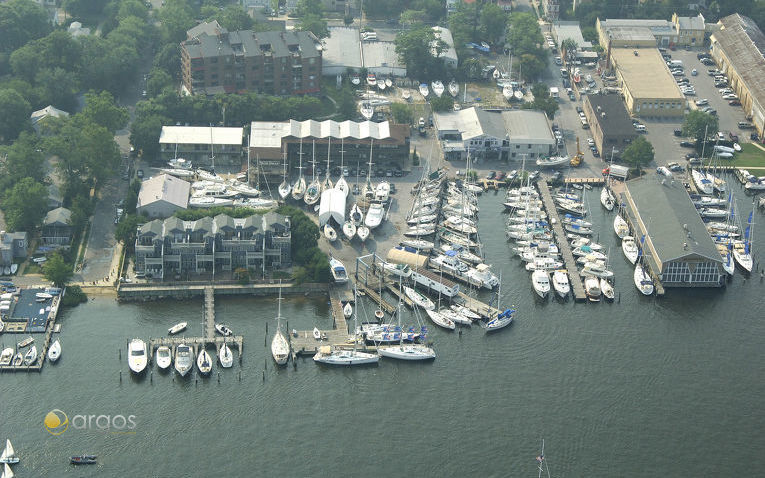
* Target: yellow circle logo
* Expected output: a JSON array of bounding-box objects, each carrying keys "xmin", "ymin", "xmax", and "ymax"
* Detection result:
[{"xmin": 44, "ymin": 409, "xmax": 68, "ymax": 435}]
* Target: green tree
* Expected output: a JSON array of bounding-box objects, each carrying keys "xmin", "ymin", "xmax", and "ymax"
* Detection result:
[
  {"xmin": 80, "ymin": 90, "xmax": 129, "ymax": 133},
  {"xmin": 130, "ymin": 113, "xmax": 168, "ymax": 159},
  {"xmin": 682, "ymin": 110, "xmax": 719, "ymax": 144},
  {"xmin": 0, "ymin": 88, "xmax": 30, "ymax": 142},
  {"xmin": 153, "ymin": 43, "xmax": 182, "ymax": 80},
  {"xmin": 63, "ymin": 0, "xmax": 104, "ymax": 18},
  {"xmin": 430, "ymin": 95, "xmax": 455, "ymax": 112},
  {"xmin": 0, "ymin": 0, "xmax": 51, "ymax": 53},
  {"xmin": 523, "ymin": 83, "xmax": 559, "ymax": 119},
  {"xmin": 2, "ymin": 177, "xmax": 48, "ymax": 231},
  {"xmin": 297, "ymin": 13, "xmax": 329, "ymax": 38},
  {"xmin": 0, "ymin": 132, "xmax": 45, "ymax": 190},
  {"xmin": 35, "ymin": 67, "xmax": 79, "ymax": 112},
  {"xmin": 219, "ymin": 4, "xmax": 254, "ymax": 31},
  {"xmin": 147, "ymin": 68, "xmax": 175, "ymax": 97},
  {"xmin": 400, "ymin": 9, "xmax": 426, "ymax": 26},
  {"xmin": 43, "ymin": 253, "xmax": 73, "ymax": 287},
  {"xmin": 506, "ymin": 12, "xmax": 544, "ymax": 56},
  {"xmin": 158, "ymin": 0, "xmax": 195, "ymax": 45},
  {"xmin": 561, "ymin": 38, "xmax": 578, "ymax": 62},
  {"xmin": 480, "ymin": 4, "xmax": 508, "ymax": 45},
  {"xmin": 115, "ymin": 214, "xmax": 140, "ymax": 246},
  {"xmin": 296, "ymin": 0, "xmax": 323, "ymax": 17},
  {"xmin": 335, "ymin": 87, "xmax": 357, "ymax": 121},
  {"xmin": 395, "ymin": 25, "xmax": 446, "ymax": 80},
  {"xmin": 391, "ymin": 103, "xmax": 413, "ymax": 124},
  {"xmin": 117, "ymin": 0, "xmax": 149, "ymax": 21},
  {"xmin": 622, "ymin": 136, "xmax": 655, "ymax": 174}
]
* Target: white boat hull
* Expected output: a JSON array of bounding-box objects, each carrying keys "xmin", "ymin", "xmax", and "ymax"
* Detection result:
[{"xmin": 379, "ymin": 345, "xmax": 436, "ymax": 360}]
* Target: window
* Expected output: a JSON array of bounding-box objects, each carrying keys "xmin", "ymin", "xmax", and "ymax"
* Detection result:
[
  {"xmin": 515, "ymin": 144, "xmax": 520, "ymax": 149},
  {"xmin": 528, "ymin": 144, "xmax": 532, "ymax": 149}
]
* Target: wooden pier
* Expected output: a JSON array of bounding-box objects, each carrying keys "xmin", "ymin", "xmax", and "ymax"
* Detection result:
[
  {"xmin": 356, "ymin": 280, "xmax": 396, "ymax": 314},
  {"xmin": 537, "ymin": 179, "xmax": 587, "ymax": 302},
  {"xmin": 0, "ymin": 290, "xmax": 63, "ymax": 373},
  {"xmin": 564, "ymin": 177, "xmax": 605, "ymax": 185},
  {"xmin": 204, "ymin": 286, "xmax": 215, "ymax": 339},
  {"xmin": 616, "ymin": 198, "xmax": 666, "ymax": 297},
  {"xmin": 289, "ymin": 288, "xmax": 353, "ymax": 357},
  {"xmin": 456, "ymin": 292, "xmax": 502, "ymax": 318}
]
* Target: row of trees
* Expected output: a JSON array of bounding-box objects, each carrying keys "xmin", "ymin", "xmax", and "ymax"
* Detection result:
[{"xmin": 364, "ymin": 0, "xmax": 444, "ymax": 23}]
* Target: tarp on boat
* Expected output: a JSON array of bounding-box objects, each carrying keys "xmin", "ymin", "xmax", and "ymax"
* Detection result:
[
  {"xmin": 386, "ymin": 247, "xmax": 428, "ymax": 268},
  {"xmin": 318, "ymin": 189, "xmax": 346, "ymax": 226}
]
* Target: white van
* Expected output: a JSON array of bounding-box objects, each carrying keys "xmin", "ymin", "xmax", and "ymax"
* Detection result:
[
  {"xmin": 634, "ymin": 124, "xmax": 646, "ymax": 132},
  {"xmin": 669, "ymin": 60, "xmax": 684, "ymax": 67}
]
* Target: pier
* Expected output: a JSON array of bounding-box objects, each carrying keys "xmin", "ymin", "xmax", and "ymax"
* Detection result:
[
  {"xmin": 0, "ymin": 289, "xmax": 63, "ymax": 373},
  {"xmin": 537, "ymin": 179, "xmax": 587, "ymax": 302},
  {"xmin": 117, "ymin": 281, "xmax": 327, "ymax": 302},
  {"xmin": 289, "ymin": 288, "xmax": 353, "ymax": 357},
  {"xmin": 563, "ymin": 177, "xmax": 605, "ymax": 186}
]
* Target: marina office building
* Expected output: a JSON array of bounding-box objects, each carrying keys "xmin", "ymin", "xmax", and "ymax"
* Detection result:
[
  {"xmin": 134, "ymin": 212, "xmax": 291, "ymax": 280},
  {"xmin": 710, "ymin": 14, "xmax": 765, "ymax": 138},
  {"xmin": 609, "ymin": 47, "xmax": 685, "ymax": 118},
  {"xmin": 433, "ymin": 107, "xmax": 556, "ymax": 161},
  {"xmin": 583, "ymin": 95, "xmax": 637, "ymax": 158},
  {"xmin": 249, "ymin": 119, "xmax": 410, "ymax": 178},
  {"xmin": 621, "ymin": 178, "xmax": 724, "ymax": 288},
  {"xmin": 597, "ymin": 14, "xmax": 706, "ymax": 48}
]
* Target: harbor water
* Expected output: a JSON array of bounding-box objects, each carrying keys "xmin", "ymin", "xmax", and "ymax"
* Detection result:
[{"xmin": 1, "ymin": 173, "xmax": 765, "ymax": 476}]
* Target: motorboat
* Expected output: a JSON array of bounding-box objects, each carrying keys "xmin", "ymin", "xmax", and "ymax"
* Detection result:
[
  {"xmin": 359, "ymin": 102, "xmax": 374, "ymax": 119},
  {"xmin": 323, "ymin": 224, "xmax": 337, "ymax": 242},
  {"xmin": 402, "ymin": 89, "xmax": 412, "ymax": 101},
  {"xmin": 381, "ymin": 262, "xmax": 412, "ymax": 279},
  {"xmin": 0, "ymin": 348, "xmax": 13, "ymax": 366},
  {"xmin": 425, "ymin": 309, "xmax": 456, "ymax": 330},
  {"xmin": 536, "ymin": 156, "xmax": 569, "ymax": 168},
  {"xmin": 377, "ymin": 80, "xmax": 387, "ymax": 91},
  {"xmin": 313, "ymin": 327, "xmax": 322, "ymax": 340},
  {"xmin": 47, "ymin": 339, "xmax": 61, "ymax": 363},
  {"xmin": 375, "ymin": 181, "xmax": 391, "ymax": 202},
  {"xmin": 584, "ymin": 276, "xmax": 601, "ymax": 302},
  {"xmin": 196, "ymin": 348, "xmax": 212, "ymax": 375},
  {"xmin": 621, "ymin": 236, "xmax": 639, "ymax": 264},
  {"xmin": 189, "ymin": 196, "xmax": 233, "ymax": 208},
  {"xmin": 438, "ymin": 307, "xmax": 472, "ymax": 326},
  {"xmin": 227, "ymin": 182, "xmax": 260, "ymax": 197},
  {"xmin": 448, "ymin": 80, "xmax": 459, "ymax": 97},
  {"xmin": 217, "ymin": 342, "xmax": 233, "ymax": 368},
  {"xmin": 634, "ymin": 263, "xmax": 654, "ymax": 295},
  {"xmin": 168, "ymin": 322, "xmax": 187, "ymax": 335},
  {"xmin": 127, "ymin": 339, "xmax": 147, "ymax": 373},
  {"xmin": 196, "ymin": 169, "xmax": 224, "ymax": 183},
  {"xmin": 419, "ymin": 83, "xmax": 429, "ymax": 98},
  {"xmin": 342, "ymin": 221, "xmax": 356, "ymax": 240},
  {"xmin": 174, "ymin": 344, "xmax": 193, "ymax": 376},
  {"xmin": 366, "ymin": 73, "xmax": 377, "ymax": 86},
  {"xmin": 514, "ymin": 90, "xmax": 524, "ymax": 101},
  {"xmin": 0, "ymin": 440, "xmax": 18, "ymax": 465},
  {"xmin": 36, "ymin": 292, "xmax": 53, "ymax": 300},
  {"xmin": 215, "ymin": 323, "xmax": 233, "ymax": 336},
  {"xmin": 351, "ymin": 74, "xmax": 361, "ymax": 85},
  {"xmin": 570, "ymin": 237, "xmax": 603, "ymax": 251},
  {"xmin": 343, "ymin": 302, "xmax": 353, "ymax": 318},
  {"xmin": 600, "ymin": 278, "xmax": 615, "ymax": 301},
  {"xmin": 431, "ymin": 80, "xmax": 444, "ymax": 97},
  {"xmin": 581, "ymin": 261, "xmax": 614, "ymax": 278},
  {"xmin": 552, "ymin": 270, "xmax": 570, "ymax": 298},
  {"xmin": 525, "ymin": 257, "xmax": 563, "ymax": 271},
  {"xmin": 156, "ymin": 346, "xmax": 172, "ymax": 370},
  {"xmin": 365, "ymin": 203, "xmax": 385, "ymax": 229},
  {"xmin": 600, "ymin": 186, "xmax": 615, "ymax": 211},
  {"xmin": 531, "ymin": 269, "xmax": 550, "ymax": 299},
  {"xmin": 350, "ymin": 203, "xmax": 364, "ymax": 225},
  {"xmin": 403, "ymin": 286, "xmax": 435, "ymax": 310},
  {"xmin": 160, "ymin": 167, "xmax": 195, "ymax": 178},
  {"xmin": 430, "ymin": 252, "xmax": 469, "ymax": 274},
  {"xmin": 357, "ymin": 225, "xmax": 370, "ymax": 242},
  {"xmin": 467, "ymin": 263, "xmax": 499, "ymax": 289},
  {"xmin": 613, "ymin": 214, "xmax": 629, "ymax": 238},
  {"xmin": 233, "ymin": 198, "xmax": 277, "ymax": 209},
  {"xmin": 70, "ymin": 455, "xmax": 97, "ymax": 465},
  {"xmin": 401, "ymin": 239, "xmax": 434, "ymax": 251},
  {"xmin": 502, "ymin": 84, "xmax": 513, "ymax": 101},
  {"xmin": 329, "ymin": 257, "xmax": 349, "ymax": 283}
]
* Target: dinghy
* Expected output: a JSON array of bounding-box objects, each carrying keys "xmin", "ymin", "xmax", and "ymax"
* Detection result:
[
  {"xmin": 168, "ymin": 322, "xmax": 187, "ymax": 335},
  {"xmin": 215, "ymin": 323, "xmax": 233, "ymax": 336},
  {"xmin": 313, "ymin": 327, "xmax": 322, "ymax": 340}
]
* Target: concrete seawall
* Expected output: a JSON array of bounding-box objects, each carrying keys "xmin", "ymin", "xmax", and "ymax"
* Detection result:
[{"xmin": 117, "ymin": 281, "xmax": 329, "ymax": 302}]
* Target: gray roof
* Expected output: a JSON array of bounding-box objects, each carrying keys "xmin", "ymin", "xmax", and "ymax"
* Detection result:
[
  {"xmin": 263, "ymin": 211, "xmax": 288, "ymax": 231},
  {"xmin": 214, "ymin": 214, "xmax": 235, "ymax": 232},
  {"xmin": 44, "ymin": 207, "xmax": 71, "ymax": 226},
  {"xmin": 193, "ymin": 216, "xmax": 214, "ymax": 234},
  {"xmin": 140, "ymin": 220, "xmax": 163, "ymax": 237},
  {"xmin": 676, "ymin": 14, "xmax": 705, "ymax": 31},
  {"xmin": 712, "ymin": 14, "xmax": 765, "ymax": 113},
  {"xmin": 626, "ymin": 177, "xmax": 721, "ymax": 264},
  {"xmin": 552, "ymin": 21, "xmax": 593, "ymax": 49},
  {"xmin": 585, "ymin": 95, "xmax": 637, "ymax": 138},
  {"xmin": 322, "ymin": 27, "xmax": 362, "ymax": 70},
  {"xmin": 433, "ymin": 107, "xmax": 506, "ymax": 141},
  {"xmin": 242, "ymin": 215, "xmax": 262, "ymax": 232},
  {"xmin": 183, "ymin": 29, "xmax": 321, "ymax": 61},
  {"xmin": 361, "ymin": 40, "xmax": 405, "ymax": 72},
  {"xmin": 164, "ymin": 216, "xmax": 185, "ymax": 234},
  {"xmin": 250, "ymin": 119, "xmax": 393, "ymax": 148},
  {"xmin": 501, "ymin": 110, "xmax": 555, "ymax": 143},
  {"xmin": 137, "ymin": 174, "xmax": 190, "ymax": 210},
  {"xmin": 187, "ymin": 20, "xmax": 225, "ymax": 40}
]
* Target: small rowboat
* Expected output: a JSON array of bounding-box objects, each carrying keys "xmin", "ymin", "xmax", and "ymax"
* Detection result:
[
  {"xmin": 70, "ymin": 455, "xmax": 97, "ymax": 465},
  {"xmin": 168, "ymin": 322, "xmax": 187, "ymax": 335}
]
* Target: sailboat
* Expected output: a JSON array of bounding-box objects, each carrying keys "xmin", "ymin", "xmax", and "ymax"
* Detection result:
[
  {"xmin": 621, "ymin": 236, "xmax": 639, "ymax": 264},
  {"xmin": 485, "ymin": 272, "xmax": 514, "ymax": 331},
  {"xmin": 291, "ymin": 139, "xmax": 306, "ymax": 200},
  {"xmin": 323, "ymin": 223, "xmax": 338, "ymax": 242},
  {"xmin": 613, "ymin": 212, "xmax": 629, "ymax": 238},
  {"xmin": 271, "ymin": 285, "xmax": 290, "ymax": 365},
  {"xmin": 402, "ymin": 89, "xmax": 412, "ymax": 101},
  {"xmin": 634, "ymin": 263, "xmax": 654, "ymax": 295},
  {"xmin": 335, "ymin": 138, "xmax": 349, "ymax": 197},
  {"xmin": 419, "ymin": 83, "xmax": 429, "ymax": 98},
  {"xmin": 2, "ymin": 463, "xmax": 13, "ymax": 478},
  {"xmin": 600, "ymin": 185, "xmax": 615, "ymax": 211},
  {"xmin": 431, "ymin": 80, "xmax": 444, "ymax": 97},
  {"xmin": 0, "ymin": 440, "xmax": 18, "ymax": 464},
  {"xmin": 219, "ymin": 342, "xmax": 233, "ymax": 368},
  {"xmin": 342, "ymin": 220, "xmax": 356, "ymax": 240},
  {"xmin": 47, "ymin": 339, "xmax": 61, "ymax": 362},
  {"xmin": 304, "ymin": 141, "xmax": 321, "ymax": 206},
  {"xmin": 403, "ymin": 286, "xmax": 435, "ymax": 310},
  {"xmin": 350, "ymin": 203, "xmax": 363, "ymax": 225},
  {"xmin": 379, "ymin": 283, "xmax": 436, "ymax": 361},
  {"xmin": 314, "ymin": 287, "xmax": 379, "ymax": 365},
  {"xmin": 733, "ymin": 207, "xmax": 754, "ymax": 272},
  {"xmin": 278, "ymin": 150, "xmax": 291, "ymax": 199},
  {"xmin": 448, "ymin": 80, "xmax": 459, "ymax": 97},
  {"xmin": 196, "ymin": 348, "xmax": 213, "ymax": 375}
]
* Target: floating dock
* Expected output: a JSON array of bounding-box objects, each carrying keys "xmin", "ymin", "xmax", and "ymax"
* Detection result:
[
  {"xmin": 289, "ymin": 287, "xmax": 354, "ymax": 357},
  {"xmin": 563, "ymin": 177, "xmax": 605, "ymax": 185},
  {"xmin": 0, "ymin": 288, "xmax": 63, "ymax": 373},
  {"xmin": 537, "ymin": 179, "xmax": 587, "ymax": 302}
]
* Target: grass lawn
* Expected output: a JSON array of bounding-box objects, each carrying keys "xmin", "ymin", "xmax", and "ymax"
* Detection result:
[{"xmin": 731, "ymin": 144, "xmax": 765, "ymax": 168}]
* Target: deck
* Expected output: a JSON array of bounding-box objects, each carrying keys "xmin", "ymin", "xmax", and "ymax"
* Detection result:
[{"xmin": 537, "ymin": 179, "xmax": 587, "ymax": 302}]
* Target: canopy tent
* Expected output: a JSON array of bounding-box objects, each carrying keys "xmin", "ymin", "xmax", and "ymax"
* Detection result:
[{"xmin": 318, "ymin": 189, "xmax": 346, "ymax": 226}]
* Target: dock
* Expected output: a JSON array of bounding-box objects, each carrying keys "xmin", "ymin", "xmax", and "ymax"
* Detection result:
[
  {"xmin": 289, "ymin": 288, "xmax": 354, "ymax": 357},
  {"xmin": 537, "ymin": 179, "xmax": 587, "ymax": 302},
  {"xmin": 356, "ymin": 280, "xmax": 396, "ymax": 314},
  {"xmin": 456, "ymin": 292, "xmax": 502, "ymax": 318},
  {"xmin": 616, "ymin": 198, "xmax": 666, "ymax": 297},
  {"xmin": 0, "ymin": 289, "xmax": 63, "ymax": 373},
  {"xmin": 563, "ymin": 177, "xmax": 605, "ymax": 185}
]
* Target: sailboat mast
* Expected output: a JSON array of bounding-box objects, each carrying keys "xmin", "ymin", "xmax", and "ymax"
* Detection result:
[
  {"xmin": 246, "ymin": 135, "xmax": 251, "ymax": 184},
  {"xmin": 312, "ymin": 140, "xmax": 316, "ymax": 180},
  {"xmin": 326, "ymin": 136, "xmax": 331, "ymax": 177}
]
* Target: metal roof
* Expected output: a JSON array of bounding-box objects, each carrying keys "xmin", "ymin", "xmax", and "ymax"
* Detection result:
[
  {"xmin": 625, "ymin": 177, "xmax": 722, "ymax": 264},
  {"xmin": 159, "ymin": 126, "xmax": 243, "ymax": 146},
  {"xmin": 249, "ymin": 120, "xmax": 392, "ymax": 148},
  {"xmin": 137, "ymin": 174, "xmax": 191, "ymax": 210},
  {"xmin": 43, "ymin": 207, "xmax": 71, "ymax": 226},
  {"xmin": 186, "ymin": 20, "xmax": 224, "ymax": 40},
  {"xmin": 432, "ymin": 26, "xmax": 458, "ymax": 62},
  {"xmin": 552, "ymin": 21, "xmax": 592, "ymax": 49},
  {"xmin": 712, "ymin": 14, "xmax": 765, "ymax": 113},
  {"xmin": 322, "ymin": 27, "xmax": 362, "ymax": 70},
  {"xmin": 585, "ymin": 95, "xmax": 637, "ymax": 138},
  {"xmin": 361, "ymin": 40, "xmax": 405, "ymax": 72},
  {"xmin": 434, "ymin": 107, "xmax": 553, "ymax": 143},
  {"xmin": 502, "ymin": 110, "xmax": 555, "ymax": 143},
  {"xmin": 611, "ymin": 47, "xmax": 684, "ymax": 100}
]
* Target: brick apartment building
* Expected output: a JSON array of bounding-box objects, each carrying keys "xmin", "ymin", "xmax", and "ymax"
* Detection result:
[{"xmin": 181, "ymin": 23, "xmax": 323, "ymax": 96}]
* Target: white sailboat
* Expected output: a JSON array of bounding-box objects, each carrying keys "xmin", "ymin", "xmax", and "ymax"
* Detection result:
[
  {"xmin": 733, "ymin": 207, "xmax": 754, "ymax": 272},
  {"xmin": 2, "ymin": 463, "xmax": 13, "ymax": 478},
  {"xmin": 0, "ymin": 440, "xmax": 19, "ymax": 465},
  {"xmin": 350, "ymin": 203, "xmax": 364, "ymax": 225},
  {"xmin": 291, "ymin": 139, "xmax": 306, "ymax": 200},
  {"xmin": 621, "ymin": 236, "xmax": 639, "ymax": 264},
  {"xmin": 335, "ymin": 138, "xmax": 349, "ymax": 197},
  {"xmin": 600, "ymin": 278, "xmax": 615, "ymax": 300},
  {"xmin": 356, "ymin": 225, "xmax": 370, "ymax": 242},
  {"xmin": 174, "ymin": 344, "xmax": 193, "ymax": 376},
  {"xmin": 484, "ymin": 272, "xmax": 514, "ymax": 331},
  {"xmin": 323, "ymin": 223, "xmax": 338, "ymax": 242},
  {"xmin": 343, "ymin": 302, "xmax": 353, "ymax": 318},
  {"xmin": 304, "ymin": 141, "xmax": 321, "ymax": 206},
  {"xmin": 47, "ymin": 339, "xmax": 61, "ymax": 362},
  {"xmin": 156, "ymin": 346, "xmax": 171, "ymax": 370},
  {"xmin": 613, "ymin": 213, "xmax": 629, "ymax": 238},
  {"xmin": 448, "ymin": 80, "xmax": 459, "ymax": 97},
  {"xmin": 419, "ymin": 83, "xmax": 429, "ymax": 98},
  {"xmin": 634, "ymin": 263, "xmax": 654, "ymax": 295},
  {"xmin": 342, "ymin": 221, "xmax": 356, "ymax": 240},
  {"xmin": 127, "ymin": 339, "xmax": 147, "ymax": 374},
  {"xmin": 403, "ymin": 286, "xmax": 435, "ymax": 310},
  {"xmin": 271, "ymin": 285, "xmax": 289, "ymax": 365},
  {"xmin": 379, "ymin": 287, "xmax": 436, "ymax": 361},
  {"xmin": 431, "ymin": 80, "xmax": 444, "ymax": 97},
  {"xmin": 196, "ymin": 348, "xmax": 212, "ymax": 375},
  {"xmin": 314, "ymin": 287, "xmax": 379, "ymax": 365},
  {"xmin": 219, "ymin": 343, "xmax": 234, "ymax": 368},
  {"xmin": 600, "ymin": 186, "xmax": 615, "ymax": 211},
  {"xmin": 278, "ymin": 150, "xmax": 291, "ymax": 199}
]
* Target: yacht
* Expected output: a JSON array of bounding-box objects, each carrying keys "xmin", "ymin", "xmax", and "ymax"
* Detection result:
[
  {"xmin": 600, "ymin": 278, "xmax": 615, "ymax": 301},
  {"xmin": 552, "ymin": 270, "xmax": 570, "ymax": 299},
  {"xmin": 156, "ymin": 346, "xmax": 171, "ymax": 370},
  {"xmin": 634, "ymin": 263, "xmax": 654, "ymax": 295},
  {"xmin": 365, "ymin": 203, "xmax": 385, "ymax": 229},
  {"xmin": 329, "ymin": 257, "xmax": 349, "ymax": 283},
  {"xmin": 215, "ymin": 323, "xmax": 233, "ymax": 336},
  {"xmin": 271, "ymin": 287, "xmax": 290, "ymax": 365},
  {"xmin": 581, "ymin": 260, "xmax": 614, "ymax": 278},
  {"xmin": 584, "ymin": 276, "xmax": 601, "ymax": 302},
  {"xmin": 525, "ymin": 257, "xmax": 563, "ymax": 271},
  {"xmin": 531, "ymin": 269, "xmax": 550, "ymax": 298},
  {"xmin": 174, "ymin": 344, "xmax": 193, "ymax": 376},
  {"xmin": 621, "ymin": 236, "xmax": 639, "ymax": 264},
  {"xmin": 466, "ymin": 263, "xmax": 499, "ymax": 289},
  {"xmin": 127, "ymin": 339, "xmax": 147, "ymax": 374},
  {"xmin": 430, "ymin": 252, "xmax": 469, "ymax": 274}
]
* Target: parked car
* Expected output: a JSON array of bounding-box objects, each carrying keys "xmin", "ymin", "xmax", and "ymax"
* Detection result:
[
  {"xmin": 685, "ymin": 152, "xmax": 698, "ymax": 160},
  {"xmin": 689, "ymin": 158, "xmax": 702, "ymax": 166},
  {"xmin": 136, "ymin": 169, "xmax": 144, "ymax": 178},
  {"xmin": 668, "ymin": 162, "xmax": 683, "ymax": 172},
  {"xmin": 730, "ymin": 132, "xmax": 739, "ymax": 142},
  {"xmin": 487, "ymin": 171, "xmax": 497, "ymax": 180},
  {"xmin": 674, "ymin": 129, "xmax": 683, "ymax": 136},
  {"xmin": 576, "ymin": 106, "xmax": 583, "ymax": 114},
  {"xmin": 695, "ymin": 99, "xmax": 709, "ymax": 106},
  {"xmin": 680, "ymin": 141, "xmax": 695, "ymax": 148},
  {"xmin": 691, "ymin": 69, "xmax": 698, "ymax": 76},
  {"xmin": 729, "ymin": 99, "xmax": 742, "ymax": 106},
  {"xmin": 587, "ymin": 138, "xmax": 595, "ymax": 146},
  {"xmin": 738, "ymin": 121, "xmax": 754, "ymax": 129}
]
